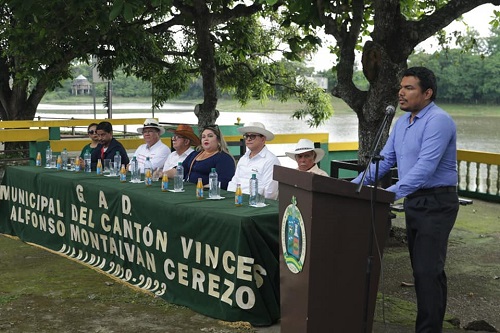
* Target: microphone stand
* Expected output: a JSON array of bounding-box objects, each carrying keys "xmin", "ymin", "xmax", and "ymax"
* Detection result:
[
  {"xmin": 355, "ymin": 107, "xmax": 393, "ymax": 194},
  {"xmin": 356, "ymin": 108, "xmax": 393, "ymax": 333}
]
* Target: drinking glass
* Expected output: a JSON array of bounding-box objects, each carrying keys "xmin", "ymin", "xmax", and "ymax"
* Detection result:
[
  {"xmin": 152, "ymin": 168, "xmax": 160, "ymax": 182},
  {"xmin": 50, "ymin": 156, "xmax": 57, "ymax": 168},
  {"xmin": 103, "ymin": 159, "xmax": 111, "ymax": 175},
  {"xmin": 111, "ymin": 161, "xmax": 120, "ymax": 176}
]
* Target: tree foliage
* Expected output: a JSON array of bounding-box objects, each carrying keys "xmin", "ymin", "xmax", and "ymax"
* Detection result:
[
  {"xmin": 0, "ymin": 0, "xmax": 150, "ymax": 121},
  {"xmin": 106, "ymin": 0, "xmax": 333, "ymax": 127},
  {"xmin": 277, "ymin": 0, "xmax": 500, "ymax": 164}
]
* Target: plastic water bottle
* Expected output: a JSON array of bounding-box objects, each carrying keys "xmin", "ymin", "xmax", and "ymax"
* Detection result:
[
  {"xmin": 36, "ymin": 152, "xmax": 42, "ymax": 167},
  {"xmin": 96, "ymin": 159, "xmax": 103, "ymax": 175},
  {"xmin": 196, "ymin": 178, "xmax": 204, "ymax": 199},
  {"xmin": 84, "ymin": 150, "xmax": 91, "ymax": 173},
  {"xmin": 249, "ymin": 173, "xmax": 258, "ymax": 206},
  {"xmin": 56, "ymin": 155, "xmax": 62, "ymax": 171},
  {"xmin": 130, "ymin": 156, "xmax": 140, "ymax": 182},
  {"xmin": 144, "ymin": 157, "xmax": 153, "ymax": 186},
  {"xmin": 61, "ymin": 148, "xmax": 69, "ymax": 170},
  {"xmin": 114, "ymin": 151, "xmax": 121, "ymax": 173},
  {"xmin": 174, "ymin": 162, "xmax": 184, "ymax": 191},
  {"xmin": 119, "ymin": 164, "xmax": 127, "ymax": 182},
  {"xmin": 209, "ymin": 168, "xmax": 218, "ymax": 198},
  {"xmin": 235, "ymin": 183, "xmax": 243, "ymax": 206},
  {"xmin": 161, "ymin": 172, "xmax": 169, "ymax": 192},
  {"xmin": 45, "ymin": 146, "xmax": 52, "ymax": 168}
]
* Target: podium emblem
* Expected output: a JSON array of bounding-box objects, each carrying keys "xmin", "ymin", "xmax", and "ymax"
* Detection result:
[{"xmin": 281, "ymin": 196, "xmax": 306, "ymax": 273}]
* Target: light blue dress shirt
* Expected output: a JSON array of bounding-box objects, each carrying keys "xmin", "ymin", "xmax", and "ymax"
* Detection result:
[{"xmin": 353, "ymin": 102, "xmax": 457, "ymax": 200}]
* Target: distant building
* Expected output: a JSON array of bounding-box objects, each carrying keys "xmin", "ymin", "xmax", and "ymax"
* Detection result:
[
  {"xmin": 304, "ymin": 76, "xmax": 328, "ymax": 90},
  {"xmin": 71, "ymin": 75, "xmax": 92, "ymax": 95}
]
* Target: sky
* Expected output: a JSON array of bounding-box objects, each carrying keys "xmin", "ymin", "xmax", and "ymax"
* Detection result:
[{"xmin": 308, "ymin": 4, "xmax": 499, "ymax": 72}]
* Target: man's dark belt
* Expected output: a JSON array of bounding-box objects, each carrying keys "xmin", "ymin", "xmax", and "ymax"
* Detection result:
[{"xmin": 407, "ymin": 186, "xmax": 457, "ymax": 199}]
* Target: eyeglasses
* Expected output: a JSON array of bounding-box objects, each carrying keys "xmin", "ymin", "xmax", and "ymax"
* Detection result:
[
  {"xmin": 172, "ymin": 135, "xmax": 185, "ymax": 140},
  {"xmin": 243, "ymin": 134, "xmax": 263, "ymax": 141},
  {"xmin": 88, "ymin": 130, "xmax": 96, "ymax": 135}
]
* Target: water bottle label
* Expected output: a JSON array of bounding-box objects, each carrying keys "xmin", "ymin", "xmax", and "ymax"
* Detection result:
[{"xmin": 162, "ymin": 181, "xmax": 169, "ymax": 191}]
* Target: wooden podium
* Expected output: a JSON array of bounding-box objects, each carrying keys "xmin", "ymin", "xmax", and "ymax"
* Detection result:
[{"xmin": 274, "ymin": 166, "xmax": 395, "ymax": 333}]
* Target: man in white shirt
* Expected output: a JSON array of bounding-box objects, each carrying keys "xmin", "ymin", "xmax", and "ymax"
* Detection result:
[
  {"xmin": 227, "ymin": 122, "xmax": 280, "ymax": 200},
  {"xmin": 133, "ymin": 119, "xmax": 170, "ymax": 173},
  {"xmin": 162, "ymin": 124, "xmax": 201, "ymax": 172}
]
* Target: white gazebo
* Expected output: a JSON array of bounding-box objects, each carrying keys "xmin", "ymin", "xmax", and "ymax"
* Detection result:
[{"xmin": 71, "ymin": 74, "xmax": 92, "ymax": 95}]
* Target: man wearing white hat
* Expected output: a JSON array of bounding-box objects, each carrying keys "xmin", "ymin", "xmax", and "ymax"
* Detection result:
[
  {"xmin": 133, "ymin": 118, "xmax": 171, "ymax": 173},
  {"xmin": 286, "ymin": 139, "xmax": 328, "ymax": 176},
  {"xmin": 227, "ymin": 122, "xmax": 281, "ymax": 200}
]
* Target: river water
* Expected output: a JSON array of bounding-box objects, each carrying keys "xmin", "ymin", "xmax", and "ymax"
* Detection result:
[{"xmin": 35, "ymin": 103, "xmax": 499, "ymax": 154}]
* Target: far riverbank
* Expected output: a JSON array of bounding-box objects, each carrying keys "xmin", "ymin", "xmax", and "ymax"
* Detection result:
[{"xmin": 35, "ymin": 99, "xmax": 500, "ymax": 154}]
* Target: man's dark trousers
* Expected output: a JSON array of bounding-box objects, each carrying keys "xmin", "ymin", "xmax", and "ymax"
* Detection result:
[{"xmin": 404, "ymin": 190, "xmax": 459, "ymax": 333}]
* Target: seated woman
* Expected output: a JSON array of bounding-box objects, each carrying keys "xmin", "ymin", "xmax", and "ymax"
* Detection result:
[
  {"xmin": 79, "ymin": 123, "xmax": 99, "ymax": 158},
  {"xmin": 285, "ymin": 138, "xmax": 329, "ymax": 176},
  {"xmin": 167, "ymin": 125, "xmax": 236, "ymax": 189}
]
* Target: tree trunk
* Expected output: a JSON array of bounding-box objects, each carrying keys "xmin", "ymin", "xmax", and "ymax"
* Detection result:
[{"xmin": 191, "ymin": 0, "xmax": 219, "ymax": 128}]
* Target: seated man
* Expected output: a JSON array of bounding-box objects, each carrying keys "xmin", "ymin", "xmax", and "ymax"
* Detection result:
[
  {"xmin": 91, "ymin": 121, "xmax": 130, "ymax": 170},
  {"xmin": 133, "ymin": 119, "xmax": 170, "ymax": 173},
  {"xmin": 285, "ymin": 138, "xmax": 328, "ymax": 176},
  {"xmin": 227, "ymin": 122, "xmax": 280, "ymax": 200},
  {"xmin": 161, "ymin": 124, "xmax": 200, "ymax": 171}
]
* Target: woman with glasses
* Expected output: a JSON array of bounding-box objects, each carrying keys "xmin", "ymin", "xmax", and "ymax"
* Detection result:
[
  {"xmin": 227, "ymin": 122, "xmax": 280, "ymax": 200},
  {"xmin": 167, "ymin": 125, "xmax": 235, "ymax": 189},
  {"xmin": 79, "ymin": 123, "xmax": 99, "ymax": 158}
]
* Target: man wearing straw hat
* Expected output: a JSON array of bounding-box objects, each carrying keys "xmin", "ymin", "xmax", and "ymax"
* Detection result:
[
  {"xmin": 285, "ymin": 138, "xmax": 328, "ymax": 176},
  {"xmin": 133, "ymin": 118, "xmax": 170, "ymax": 173},
  {"xmin": 227, "ymin": 122, "xmax": 280, "ymax": 200},
  {"xmin": 161, "ymin": 124, "xmax": 201, "ymax": 172}
]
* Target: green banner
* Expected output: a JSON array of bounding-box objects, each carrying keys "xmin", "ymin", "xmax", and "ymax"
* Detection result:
[{"xmin": 0, "ymin": 166, "xmax": 280, "ymax": 326}]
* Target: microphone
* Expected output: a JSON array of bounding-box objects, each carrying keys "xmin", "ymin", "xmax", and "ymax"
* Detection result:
[{"xmin": 385, "ymin": 105, "xmax": 395, "ymax": 116}]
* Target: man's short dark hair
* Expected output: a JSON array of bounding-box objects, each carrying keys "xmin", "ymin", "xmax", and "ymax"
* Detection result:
[
  {"xmin": 97, "ymin": 121, "xmax": 113, "ymax": 134},
  {"xmin": 403, "ymin": 67, "xmax": 437, "ymax": 101}
]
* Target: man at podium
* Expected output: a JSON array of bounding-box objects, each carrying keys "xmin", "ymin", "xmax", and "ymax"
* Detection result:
[{"xmin": 352, "ymin": 67, "xmax": 459, "ymax": 333}]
